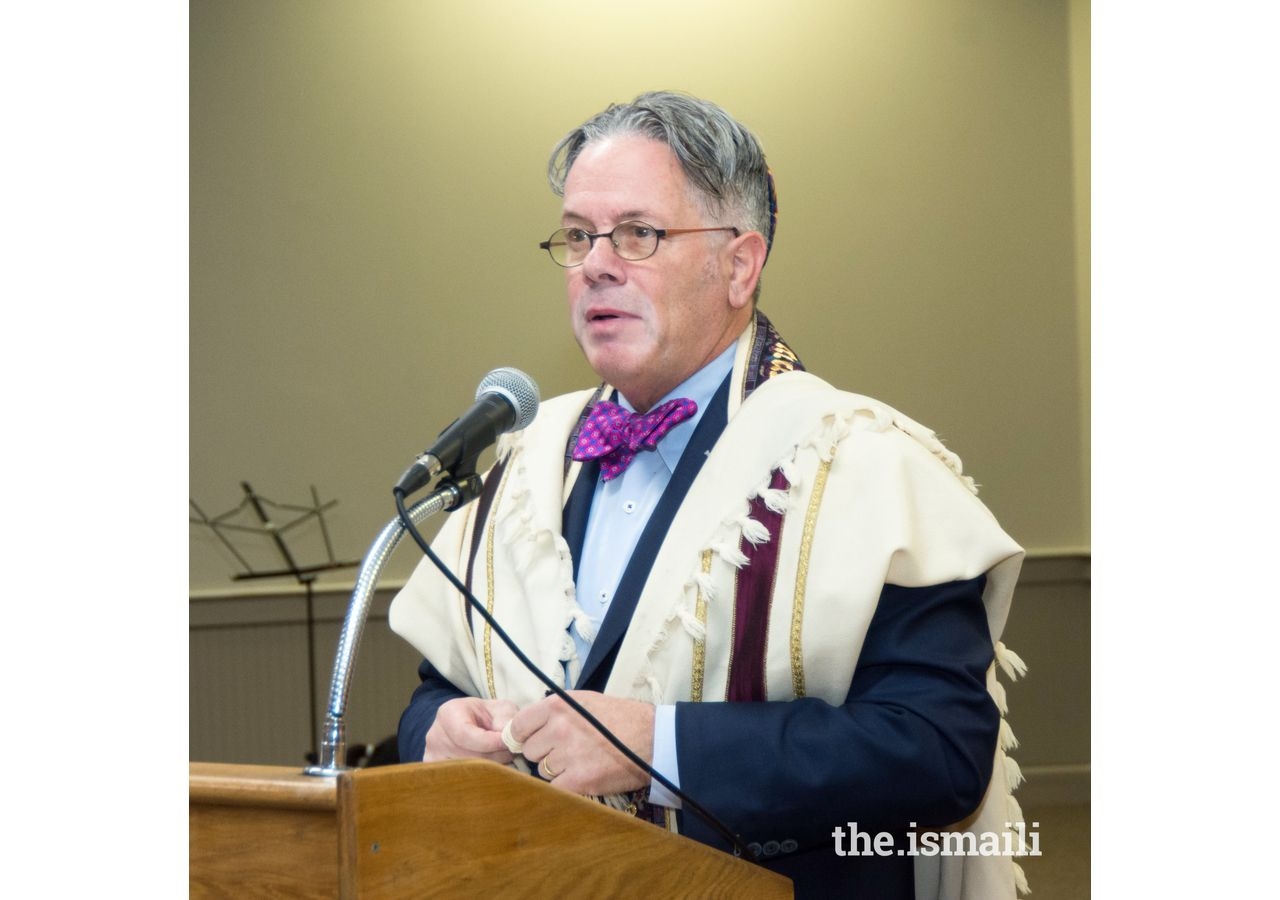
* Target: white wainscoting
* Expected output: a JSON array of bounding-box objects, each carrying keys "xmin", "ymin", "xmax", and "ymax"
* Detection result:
[{"xmin": 190, "ymin": 552, "xmax": 1090, "ymax": 806}]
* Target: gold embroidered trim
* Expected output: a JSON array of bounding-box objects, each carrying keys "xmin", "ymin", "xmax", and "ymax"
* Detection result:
[
  {"xmin": 791, "ymin": 458, "xmax": 831, "ymax": 698},
  {"xmin": 482, "ymin": 471, "xmax": 511, "ymax": 700},
  {"xmin": 767, "ymin": 341, "xmax": 801, "ymax": 378},
  {"xmin": 461, "ymin": 506, "xmax": 480, "ymax": 649},
  {"xmin": 726, "ymin": 564, "xmax": 738, "ymax": 701},
  {"xmin": 691, "ymin": 549, "xmax": 712, "ymax": 703}
]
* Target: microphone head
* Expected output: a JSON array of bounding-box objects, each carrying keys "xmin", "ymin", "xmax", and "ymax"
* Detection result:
[{"xmin": 476, "ymin": 367, "xmax": 540, "ymax": 432}]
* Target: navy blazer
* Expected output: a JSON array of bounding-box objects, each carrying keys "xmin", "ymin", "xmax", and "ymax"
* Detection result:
[{"xmin": 397, "ymin": 379, "xmax": 998, "ymax": 899}]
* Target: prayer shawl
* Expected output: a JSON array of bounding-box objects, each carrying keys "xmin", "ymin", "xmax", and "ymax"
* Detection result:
[{"xmin": 390, "ymin": 314, "xmax": 1030, "ymax": 898}]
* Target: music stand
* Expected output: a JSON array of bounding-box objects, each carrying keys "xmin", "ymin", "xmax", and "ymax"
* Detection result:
[{"xmin": 190, "ymin": 482, "xmax": 359, "ymax": 762}]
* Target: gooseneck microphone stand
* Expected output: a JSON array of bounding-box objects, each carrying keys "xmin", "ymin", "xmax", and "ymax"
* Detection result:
[{"xmin": 303, "ymin": 475, "xmax": 481, "ymax": 777}]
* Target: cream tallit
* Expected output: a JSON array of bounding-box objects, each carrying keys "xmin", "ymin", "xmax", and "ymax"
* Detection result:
[{"xmin": 390, "ymin": 316, "xmax": 1030, "ymax": 898}]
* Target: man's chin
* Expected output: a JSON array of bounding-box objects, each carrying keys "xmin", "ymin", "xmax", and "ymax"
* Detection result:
[{"xmin": 584, "ymin": 352, "xmax": 648, "ymax": 394}]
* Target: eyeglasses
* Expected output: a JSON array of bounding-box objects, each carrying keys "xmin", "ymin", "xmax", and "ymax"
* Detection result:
[{"xmin": 538, "ymin": 220, "xmax": 740, "ymax": 268}]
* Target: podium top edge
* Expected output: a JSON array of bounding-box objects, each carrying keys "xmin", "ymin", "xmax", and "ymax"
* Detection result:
[{"xmin": 190, "ymin": 762, "xmax": 338, "ymax": 810}]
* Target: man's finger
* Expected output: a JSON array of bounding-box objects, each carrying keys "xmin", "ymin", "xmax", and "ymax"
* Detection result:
[{"xmin": 508, "ymin": 695, "xmax": 555, "ymax": 745}]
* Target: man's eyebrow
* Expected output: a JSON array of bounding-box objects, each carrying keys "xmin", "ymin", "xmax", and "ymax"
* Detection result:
[{"xmin": 560, "ymin": 209, "xmax": 655, "ymax": 227}]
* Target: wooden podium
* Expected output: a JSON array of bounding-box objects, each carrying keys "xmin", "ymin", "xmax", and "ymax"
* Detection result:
[{"xmin": 190, "ymin": 760, "xmax": 792, "ymax": 898}]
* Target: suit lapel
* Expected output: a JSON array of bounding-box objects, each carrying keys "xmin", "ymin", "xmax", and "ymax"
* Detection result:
[
  {"xmin": 562, "ymin": 457, "xmax": 599, "ymax": 584},
  {"xmin": 569, "ymin": 376, "xmax": 730, "ymax": 691}
]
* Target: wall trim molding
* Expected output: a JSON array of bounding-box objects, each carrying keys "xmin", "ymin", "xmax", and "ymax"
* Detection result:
[
  {"xmin": 190, "ymin": 549, "xmax": 1091, "ymax": 603},
  {"xmin": 1018, "ymin": 764, "xmax": 1090, "ymax": 808}
]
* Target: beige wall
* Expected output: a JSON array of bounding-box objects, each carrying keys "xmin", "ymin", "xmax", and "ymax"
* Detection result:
[
  {"xmin": 1070, "ymin": 0, "xmax": 1090, "ymax": 544},
  {"xmin": 190, "ymin": 0, "xmax": 1089, "ymax": 594}
]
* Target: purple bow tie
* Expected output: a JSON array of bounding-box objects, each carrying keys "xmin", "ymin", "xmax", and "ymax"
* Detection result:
[{"xmin": 572, "ymin": 397, "xmax": 698, "ymax": 481}]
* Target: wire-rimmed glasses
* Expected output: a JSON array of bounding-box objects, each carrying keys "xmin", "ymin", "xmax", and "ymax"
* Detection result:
[{"xmin": 539, "ymin": 221, "xmax": 740, "ymax": 267}]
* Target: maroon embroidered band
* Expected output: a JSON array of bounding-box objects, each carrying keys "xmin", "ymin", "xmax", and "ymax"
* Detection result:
[{"xmin": 726, "ymin": 468, "xmax": 790, "ymax": 702}]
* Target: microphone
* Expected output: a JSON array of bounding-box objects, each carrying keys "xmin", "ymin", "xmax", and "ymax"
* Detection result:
[{"xmin": 395, "ymin": 367, "xmax": 539, "ymax": 496}]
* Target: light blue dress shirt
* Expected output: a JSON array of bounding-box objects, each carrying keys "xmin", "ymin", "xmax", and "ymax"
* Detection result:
[{"xmin": 569, "ymin": 343, "xmax": 736, "ymax": 808}]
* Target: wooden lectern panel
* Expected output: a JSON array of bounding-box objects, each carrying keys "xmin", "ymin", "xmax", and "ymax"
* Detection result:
[
  {"xmin": 338, "ymin": 761, "xmax": 790, "ymax": 898},
  {"xmin": 190, "ymin": 760, "xmax": 792, "ymax": 899},
  {"xmin": 190, "ymin": 764, "xmax": 340, "ymax": 898}
]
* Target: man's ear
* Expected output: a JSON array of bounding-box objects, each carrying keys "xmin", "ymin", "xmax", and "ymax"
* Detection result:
[{"xmin": 727, "ymin": 230, "xmax": 769, "ymax": 310}]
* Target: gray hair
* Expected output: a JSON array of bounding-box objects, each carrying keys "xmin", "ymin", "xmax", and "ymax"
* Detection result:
[{"xmin": 547, "ymin": 91, "xmax": 777, "ymax": 259}]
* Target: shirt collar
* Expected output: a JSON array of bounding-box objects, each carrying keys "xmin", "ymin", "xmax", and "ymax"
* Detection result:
[{"xmin": 616, "ymin": 342, "xmax": 736, "ymax": 472}]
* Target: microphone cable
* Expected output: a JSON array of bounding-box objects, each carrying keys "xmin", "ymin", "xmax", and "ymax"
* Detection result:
[{"xmin": 393, "ymin": 486, "xmax": 756, "ymax": 861}]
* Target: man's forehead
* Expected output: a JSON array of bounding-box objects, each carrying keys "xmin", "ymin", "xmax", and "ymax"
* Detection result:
[{"xmin": 561, "ymin": 136, "xmax": 695, "ymax": 224}]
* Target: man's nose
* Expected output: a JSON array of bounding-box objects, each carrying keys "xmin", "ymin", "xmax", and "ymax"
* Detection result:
[{"xmin": 582, "ymin": 234, "xmax": 624, "ymax": 283}]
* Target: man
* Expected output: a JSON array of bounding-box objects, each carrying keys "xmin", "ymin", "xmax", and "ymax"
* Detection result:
[{"xmin": 390, "ymin": 91, "xmax": 1027, "ymax": 898}]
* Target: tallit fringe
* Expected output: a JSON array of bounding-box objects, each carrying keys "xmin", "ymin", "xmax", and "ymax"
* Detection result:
[
  {"xmin": 759, "ymin": 488, "xmax": 790, "ymax": 514},
  {"xmin": 806, "ymin": 395, "xmax": 983, "ymax": 497},
  {"xmin": 710, "ymin": 539, "xmax": 750, "ymax": 569},
  {"xmin": 495, "ymin": 432, "xmax": 518, "ymax": 462},
  {"xmin": 633, "ymin": 575, "xmax": 712, "ymax": 699},
  {"xmin": 693, "ymin": 571, "xmax": 719, "ymax": 602},
  {"xmin": 558, "ymin": 632, "xmax": 576, "ymax": 663},
  {"xmin": 738, "ymin": 516, "xmax": 771, "ymax": 546},
  {"xmin": 990, "ymin": 678, "xmax": 1008, "ymax": 716},
  {"xmin": 999, "ymin": 717, "xmax": 1020, "ymax": 752},
  {"xmin": 803, "ymin": 413, "xmax": 850, "ymax": 463},
  {"xmin": 886, "ymin": 412, "xmax": 981, "ymax": 496},
  {"xmin": 996, "ymin": 641, "xmax": 1028, "ymax": 680},
  {"xmin": 569, "ymin": 608, "xmax": 596, "ymax": 644},
  {"xmin": 644, "ymin": 675, "xmax": 663, "ymax": 703},
  {"xmin": 1006, "ymin": 793, "xmax": 1024, "ymax": 833},
  {"xmin": 1003, "ymin": 755, "xmax": 1025, "ymax": 793},
  {"xmin": 926, "ymin": 436, "xmax": 974, "ymax": 493},
  {"xmin": 750, "ymin": 466, "xmax": 796, "ymax": 515},
  {"xmin": 1013, "ymin": 861, "xmax": 1030, "ymax": 895},
  {"xmin": 674, "ymin": 604, "xmax": 707, "ymax": 642},
  {"xmin": 991, "ymin": 642, "xmax": 1032, "ymax": 896},
  {"xmin": 778, "ymin": 458, "xmax": 804, "ymax": 498},
  {"xmin": 794, "ymin": 405, "xmax": 884, "ymax": 464},
  {"xmin": 789, "ymin": 401, "xmax": 985, "ymax": 503}
]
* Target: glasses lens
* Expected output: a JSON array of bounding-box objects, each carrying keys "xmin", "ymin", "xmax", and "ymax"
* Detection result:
[
  {"xmin": 544, "ymin": 227, "xmax": 587, "ymax": 266},
  {"xmin": 613, "ymin": 221, "xmax": 658, "ymax": 260},
  {"xmin": 562, "ymin": 227, "xmax": 592, "ymax": 265}
]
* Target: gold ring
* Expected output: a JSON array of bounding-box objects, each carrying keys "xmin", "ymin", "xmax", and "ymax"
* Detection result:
[{"xmin": 539, "ymin": 756, "xmax": 561, "ymax": 779}]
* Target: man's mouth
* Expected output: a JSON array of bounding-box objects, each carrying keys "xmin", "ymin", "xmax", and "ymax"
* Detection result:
[{"xmin": 586, "ymin": 307, "xmax": 627, "ymax": 323}]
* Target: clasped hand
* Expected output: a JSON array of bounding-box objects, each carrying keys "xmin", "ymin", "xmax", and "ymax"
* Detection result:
[{"xmin": 423, "ymin": 691, "xmax": 654, "ymax": 797}]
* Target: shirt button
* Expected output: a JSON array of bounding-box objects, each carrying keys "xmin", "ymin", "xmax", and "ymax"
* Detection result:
[
  {"xmin": 623, "ymin": 500, "xmax": 637, "ymax": 514},
  {"xmin": 598, "ymin": 591, "xmax": 608, "ymax": 605}
]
